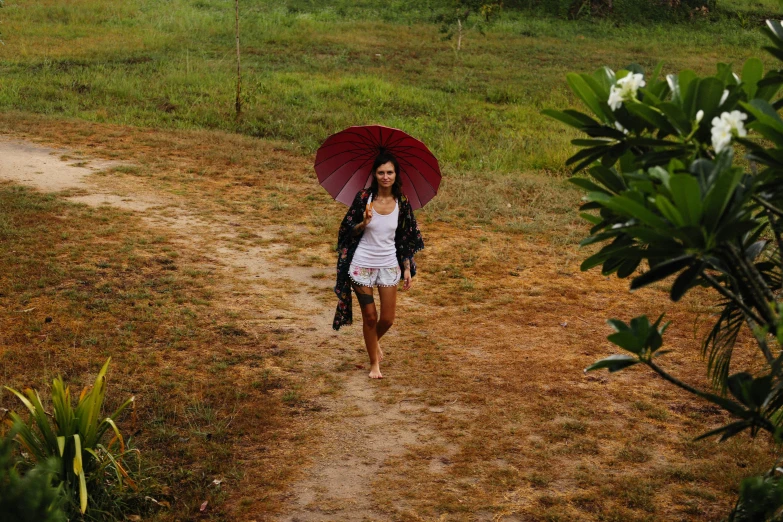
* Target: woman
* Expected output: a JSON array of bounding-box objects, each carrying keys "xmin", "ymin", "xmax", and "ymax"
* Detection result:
[{"xmin": 333, "ymin": 152, "xmax": 424, "ymax": 379}]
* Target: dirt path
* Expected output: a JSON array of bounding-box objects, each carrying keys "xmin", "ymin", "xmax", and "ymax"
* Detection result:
[{"xmin": 0, "ymin": 135, "xmax": 443, "ymax": 521}]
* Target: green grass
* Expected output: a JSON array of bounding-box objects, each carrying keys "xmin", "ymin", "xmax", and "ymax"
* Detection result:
[{"xmin": 1, "ymin": 0, "xmax": 780, "ymax": 175}]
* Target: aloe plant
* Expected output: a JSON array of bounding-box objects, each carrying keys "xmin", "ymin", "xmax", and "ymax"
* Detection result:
[{"xmin": 5, "ymin": 358, "xmax": 135, "ymax": 515}]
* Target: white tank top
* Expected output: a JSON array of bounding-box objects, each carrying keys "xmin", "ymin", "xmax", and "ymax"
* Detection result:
[{"xmin": 352, "ymin": 198, "xmax": 399, "ymax": 269}]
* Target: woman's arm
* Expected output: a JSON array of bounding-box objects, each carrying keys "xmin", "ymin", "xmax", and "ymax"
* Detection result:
[
  {"xmin": 338, "ymin": 191, "xmax": 369, "ymax": 247},
  {"xmin": 402, "ymin": 258, "xmax": 412, "ymax": 290}
]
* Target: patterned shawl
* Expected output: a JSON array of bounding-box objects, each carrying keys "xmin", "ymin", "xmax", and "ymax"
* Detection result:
[{"xmin": 333, "ymin": 189, "xmax": 424, "ymax": 330}]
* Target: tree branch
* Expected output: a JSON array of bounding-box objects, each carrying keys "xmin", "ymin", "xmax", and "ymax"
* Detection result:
[{"xmin": 702, "ymin": 272, "xmax": 766, "ymax": 326}]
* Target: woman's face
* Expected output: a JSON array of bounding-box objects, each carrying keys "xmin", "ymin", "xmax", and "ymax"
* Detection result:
[{"xmin": 375, "ymin": 161, "xmax": 396, "ymax": 189}]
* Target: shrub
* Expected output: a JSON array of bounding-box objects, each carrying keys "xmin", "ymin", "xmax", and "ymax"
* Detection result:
[
  {"xmin": 0, "ymin": 426, "xmax": 66, "ymax": 522},
  {"xmin": 545, "ymin": 19, "xmax": 783, "ymax": 517},
  {"xmin": 511, "ymin": 0, "xmax": 716, "ymax": 21},
  {"xmin": 5, "ymin": 358, "xmax": 136, "ymax": 517}
]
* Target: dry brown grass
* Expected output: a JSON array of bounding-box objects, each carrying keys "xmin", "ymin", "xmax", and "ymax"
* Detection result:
[{"xmin": 0, "ymin": 112, "xmax": 774, "ymax": 520}]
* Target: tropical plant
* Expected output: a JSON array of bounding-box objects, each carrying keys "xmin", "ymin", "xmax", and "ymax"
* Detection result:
[
  {"xmin": 545, "ymin": 19, "xmax": 783, "ymax": 517},
  {"xmin": 0, "ymin": 426, "xmax": 66, "ymax": 522},
  {"xmin": 5, "ymin": 358, "xmax": 136, "ymax": 516}
]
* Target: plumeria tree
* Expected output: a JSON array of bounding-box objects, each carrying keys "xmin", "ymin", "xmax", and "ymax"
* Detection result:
[{"xmin": 545, "ymin": 20, "xmax": 783, "ymax": 519}]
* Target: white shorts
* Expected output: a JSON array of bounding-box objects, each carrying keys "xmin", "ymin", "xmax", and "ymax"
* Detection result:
[{"xmin": 349, "ymin": 263, "xmax": 401, "ymax": 288}]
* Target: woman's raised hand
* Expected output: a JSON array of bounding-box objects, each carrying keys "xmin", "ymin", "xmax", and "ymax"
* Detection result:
[{"xmin": 362, "ymin": 202, "xmax": 373, "ymax": 228}]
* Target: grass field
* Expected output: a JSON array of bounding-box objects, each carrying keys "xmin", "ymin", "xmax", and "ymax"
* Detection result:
[
  {"xmin": 1, "ymin": 1, "xmax": 783, "ymax": 520},
  {"xmin": 0, "ymin": 0, "xmax": 780, "ymax": 174}
]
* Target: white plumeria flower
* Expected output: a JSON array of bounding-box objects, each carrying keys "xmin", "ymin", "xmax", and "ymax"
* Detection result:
[
  {"xmin": 711, "ymin": 110, "xmax": 747, "ymax": 153},
  {"xmin": 608, "ymin": 73, "xmax": 646, "ymax": 111},
  {"xmin": 696, "ymin": 110, "xmax": 704, "ymax": 123},
  {"xmin": 719, "ymin": 89, "xmax": 729, "ymax": 106},
  {"xmin": 607, "ymin": 89, "xmax": 623, "ymax": 112},
  {"xmin": 711, "ymin": 123, "xmax": 732, "ymax": 153},
  {"xmin": 722, "ymin": 110, "xmax": 748, "ymax": 133}
]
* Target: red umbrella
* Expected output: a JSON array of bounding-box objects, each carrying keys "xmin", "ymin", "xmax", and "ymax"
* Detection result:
[{"xmin": 314, "ymin": 125, "xmax": 441, "ymax": 210}]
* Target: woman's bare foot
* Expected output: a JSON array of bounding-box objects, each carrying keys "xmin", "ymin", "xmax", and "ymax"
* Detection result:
[
  {"xmin": 368, "ymin": 363, "xmax": 383, "ymax": 379},
  {"xmin": 378, "ymin": 343, "xmax": 384, "ymax": 362}
]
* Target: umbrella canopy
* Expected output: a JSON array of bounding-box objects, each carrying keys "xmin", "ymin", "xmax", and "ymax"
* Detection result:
[{"xmin": 314, "ymin": 125, "xmax": 441, "ymax": 210}]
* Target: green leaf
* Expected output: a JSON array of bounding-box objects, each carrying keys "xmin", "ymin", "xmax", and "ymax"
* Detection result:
[
  {"xmin": 741, "ymin": 57, "xmax": 764, "ymax": 99},
  {"xmin": 756, "ymin": 70, "xmax": 783, "ymax": 102},
  {"xmin": 567, "ymin": 73, "xmax": 610, "ymax": 122},
  {"xmin": 655, "ymin": 195, "xmax": 685, "ymax": 227},
  {"xmin": 589, "ymin": 192, "xmax": 671, "ymax": 231},
  {"xmin": 25, "ymin": 390, "xmax": 58, "ymax": 457},
  {"xmin": 692, "ymin": 77, "xmax": 726, "ymax": 118},
  {"xmin": 579, "ymin": 212, "xmax": 602, "ymax": 225},
  {"xmin": 676, "ymin": 70, "xmax": 698, "ymax": 104},
  {"xmin": 669, "ymin": 174, "xmax": 703, "ymax": 226},
  {"xmin": 694, "ymin": 420, "xmax": 752, "ymax": 442},
  {"xmin": 616, "ymin": 256, "xmax": 642, "ymax": 278},
  {"xmin": 764, "ymin": 19, "xmax": 783, "ymax": 47},
  {"xmin": 607, "ymin": 318, "xmax": 630, "ymax": 332},
  {"xmin": 608, "ymin": 331, "xmax": 644, "ymax": 354},
  {"xmin": 584, "ymin": 354, "xmax": 641, "ymax": 373},
  {"xmin": 658, "ymin": 102, "xmax": 691, "ymax": 135},
  {"xmin": 572, "ymin": 138, "xmax": 614, "ymax": 147},
  {"xmin": 573, "ymin": 147, "xmax": 612, "ymax": 173},
  {"xmin": 569, "ymin": 177, "xmax": 611, "ymax": 194},
  {"xmin": 625, "ymin": 103, "xmax": 676, "ymax": 135},
  {"xmin": 580, "ymin": 243, "xmax": 634, "ymax": 271},
  {"xmin": 566, "ymin": 145, "xmax": 610, "ymax": 167},
  {"xmin": 588, "ymin": 165, "xmax": 627, "ymax": 194},
  {"xmin": 727, "ymin": 372, "xmax": 755, "ymax": 405},
  {"xmin": 541, "ymin": 109, "xmax": 598, "ymax": 130},
  {"xmin": 592, "ymin": 66, "xmax": 616, "ymax": 94},
  {"xmin": 630, "ymin": 256, "xmax": 693, "ymax": 290},
  {"xmin": 73, "ymin": 434, "xmax": 88, "ymax": 514},
  {"xmin": 671, "ymin": 262, "xmax": 702, "ymax": 301}
]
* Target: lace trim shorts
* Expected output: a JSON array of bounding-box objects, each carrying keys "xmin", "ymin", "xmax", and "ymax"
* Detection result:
[{"xmin": 349, "ymin": 263, "xmax": 401, "ymax": 288}]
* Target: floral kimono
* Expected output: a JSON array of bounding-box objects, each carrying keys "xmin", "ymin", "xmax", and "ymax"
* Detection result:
[{"xmin": 333, "ymin": 189, "xmax": 424, "ymax": 330}]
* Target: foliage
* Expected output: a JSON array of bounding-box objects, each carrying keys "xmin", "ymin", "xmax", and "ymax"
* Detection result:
[
  {"xmin": 434, "ymin": 0, "xmax": 502, "ymax": 49},
  {"xmin": 0, "ymin": 426, "xmax": 66, "ymax": 522},
  {"xmin": 5, "ymin": 358, "xmax": 136, "ymax": 517},
  {"xmin": 515, "ymin": 0, "xmax": 721, "ymax": 21},
  {"xmin": 546, "ymin": 18, "xmax": 783, "ymax": 518},
  {"xmin": 730, "ymin": 470, "xmax": 783, "ymax": 521}
]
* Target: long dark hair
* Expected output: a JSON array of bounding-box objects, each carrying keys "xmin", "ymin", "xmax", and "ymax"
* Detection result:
[{"xmin": 369, "ymin": 152, "xmax": 403, "ymax": 200}]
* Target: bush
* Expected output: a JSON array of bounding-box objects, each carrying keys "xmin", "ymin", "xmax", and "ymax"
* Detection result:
[
  {"xmin": 546, "ymin": 19, "xmax": 783, "ymax": 518},
  {"xmin": 509, "ymin": 0, "xmax": 716, "ymax": 21},
  {"xmin": 0, "ymin": 427, "xmax": 66, "ymax": 522}
]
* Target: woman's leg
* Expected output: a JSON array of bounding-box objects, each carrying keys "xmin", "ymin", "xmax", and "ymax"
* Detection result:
[
  {"xmin": 376, "ymin": 285, "xmax": 398, "ymax": 342},
  {"xmin": 353, "ymin": 284, "xmax": 382, "ymax": 379}
]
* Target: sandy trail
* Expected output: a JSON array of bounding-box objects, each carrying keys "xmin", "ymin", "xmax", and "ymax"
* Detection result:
[{"xmin": 0, "ymin": 135, "xmax": 440, "ymax": 521}]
